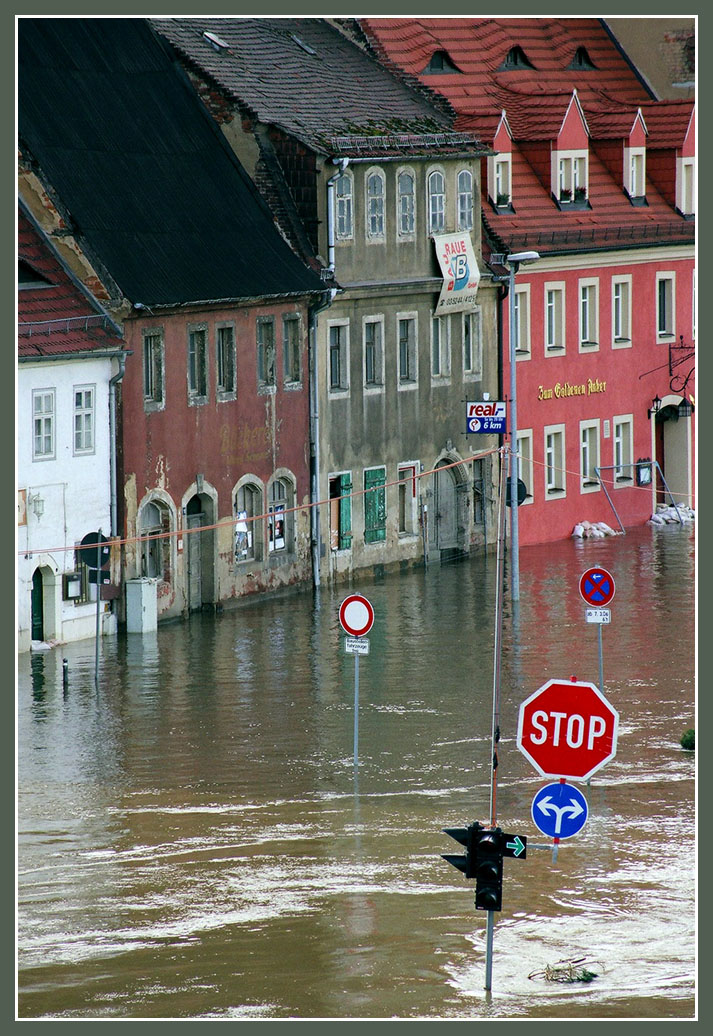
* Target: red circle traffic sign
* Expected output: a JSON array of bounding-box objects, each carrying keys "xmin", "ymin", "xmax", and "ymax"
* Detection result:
[
  {"xmin": 516, "ymin": 678, "xmax": 619, "ymax": 782},
  {"xmin": 579, "ymin": 567, "xmax": 615, "ymax": 607},
  {"xmin": 339, "ymin": 594, "xmax": 374, "ymax": 638}
]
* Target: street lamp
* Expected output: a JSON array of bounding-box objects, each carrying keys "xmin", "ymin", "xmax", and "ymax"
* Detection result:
[{"xmin": 506, "ymin": 251, "xmax": 540, "ymax": 602}]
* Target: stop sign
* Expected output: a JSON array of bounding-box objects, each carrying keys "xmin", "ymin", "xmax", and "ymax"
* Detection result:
[{"xmin": 516, "ymin": 679, "xmax": 619, "ymax": 782}]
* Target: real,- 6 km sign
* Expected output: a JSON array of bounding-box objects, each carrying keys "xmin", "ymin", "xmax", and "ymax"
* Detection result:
[{"xmin": 516, "ymin": 678, "xmax": 619, "ymax": 782}]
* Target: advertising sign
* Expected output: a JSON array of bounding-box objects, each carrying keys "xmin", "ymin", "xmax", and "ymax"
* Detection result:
[
  {"xmin": 433, "ymin": 232, "xmax": 480, "ymax": 316},
  {"xmin": 466, "ymin": 400, "xmax": 506, "ymax": 434}
]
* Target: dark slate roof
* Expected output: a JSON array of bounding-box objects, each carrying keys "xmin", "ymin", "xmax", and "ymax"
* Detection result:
[
  {"xmin": 151, "ymin": 17, "xmax": 486, "ymax": 157},
  {"xmin": 18, "ymin": 17, "xmax": 325, "ymax": 308},
  {"xmin": 18, "ymin": 205, "xmax": 123, "ymax": 360}
]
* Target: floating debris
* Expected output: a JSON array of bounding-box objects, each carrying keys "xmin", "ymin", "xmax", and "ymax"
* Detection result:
[
  {"xmin": 680, "ymin": 728, "xmax": 695, "ymax": 751},
  {"xmin": 528, "ymin": 956, "xmax": 604, "ymax": 984}
]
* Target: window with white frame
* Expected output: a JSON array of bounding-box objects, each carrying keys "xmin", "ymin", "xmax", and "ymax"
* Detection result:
[
  {"xmin": 579, "ymin": 279, "xmax": 599, "ymax": 349},
  {"xmin": 336, "ymin": 171, "xmax": 353, "ymax": 240},
  {"xmin": 428, "ymin": 169, "xmax": 446, "ymax": 233},
  {"xmin": 431, "ymin": 313, "xmax": 451, "ymax": 378},
  {"xmin": 397, "ymin": 169, "xmax": 415, "ymax": 236},
  {"xmin": 513, "ymin": 285, "xmax": 531, "ymax": 358},
  {"xmin": 545, "ymin": 283, "xmax": 565, "ymax": 351},
  {"xmin": 282, "ymin": 314, "xmax": 301, "ymax": 385},
  {"xmin": 457, "ymin": 169, "xmax": 473, "ymax": 231},
  {"xmin": 187, "ymin": 324, "xmax": 208, "ymax": 402},
  {"xmin": 234, "ymin": 481, "xmax": 263, "ymax": 562},
  {"xmin": 612, "ymin": 276, "xmax": 632, "ymax": 346},
  {"xmin": 397, "ymin": 313, "xmax": 418, "ymax": 386},
  {"xmin": 32, "ymin": 388, "xmax": 55, "ymax": 460},
  {"xmin": 257, "ymin": 317, "xmax": 276, "ymax": 388},
  {"xmin": 580, "ymin": 420, "xmax": 600, "ymax": 492},
  {"xmin": 462, "ymin": 309, "xmax": 482, "ymax": 379},
  {"xmin": 556, "ymin": 152, "xmax": 588, "ymax": 203},
  {"xmin": 328, "ymin": 320, "xmax": 349, "ymax": 393},
  {"xmin": 626, "ymin": 147, "xmax": 646, "ymax": 198},
  {"xmin": 544, "ymin": 424, "xmax": 566, "ymax": 497},
  {"xmin": 267, "ymin": 476, "xmax": 294, "ymax": 554},
  {"xmin": 363, "ymin": 317, "xmax": 384, "ymax": 388},
  {"xmin": 397, "ymin": 463, "xmax": 419, "ymax": 536},
  {"xmin": 366, "ymin": 169, "xmax": 385, "ymax": 240},
  {"xmin": 613, "ymin": 416, "xmax": 633, "ymax": 485},
  {"xmin": 516, "ymin": 430, "xmax": 534, "ymax": 503},
  {"xmin": 73, "ymin": 385, "xmax": 95, "ymax": 454},
  {"xmin": 142, "ymin": 328, "xmax": 164, "ymax": 409},
  {"xmin": 494, "ymin": 155, "xmax": 511, "ymax": 206},
  {"xmin": 678, "ymin": 158, "xmax": 695, "ymax": 215},
  {"xmin": 657, "ymin": 272, "xmax": 676, "ymax": 339},
  {"xmin": 216, "ymin": 323, "xmax": 236, "ymax": 398}
]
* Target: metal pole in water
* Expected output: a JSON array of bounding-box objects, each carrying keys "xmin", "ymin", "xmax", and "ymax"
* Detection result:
[
  {"xmin": 353, "ymin": 652, "xmax": 359, "ymax": 769},
  {"xmin": 484, "ymin": 911, "xmax": 495, "ymax": 991},
  {"xmin": 598, "ymin": 621, "xmax": 604, "ymax": 693},
  {"xmin": 94, "ymin": 531, "xmax": 101, "ymax": 685}
]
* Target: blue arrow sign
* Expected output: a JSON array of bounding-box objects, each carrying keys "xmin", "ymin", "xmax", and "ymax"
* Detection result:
[{"xmin": 531, "ymin": 782, "xmax": 589, "ymax": 839}]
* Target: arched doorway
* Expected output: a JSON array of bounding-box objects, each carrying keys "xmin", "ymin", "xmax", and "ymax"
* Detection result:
[
  {"xmin": 429, "ymin": 458, "xmax": 468, "ymax": 560},
  {"xmin": 654, "ymin": 397, "xmax": 694, "ymax": 507},
  {"xmin": 31, "ymin": 568, "xmax": 44, "ymax": 642},
  {"xmin": 185, "ymin": 493, "xmax": 215, "ymax": 611}
]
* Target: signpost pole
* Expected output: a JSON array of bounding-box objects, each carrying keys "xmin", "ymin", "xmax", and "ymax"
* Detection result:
[
  {"xmin": 598, "ymin": 622, "xmax": 604, "ymax": 694},
  {"xmin": 94, "ymin": 530, "xmax": 102, "ymax": 685},
  {"xmin": 353, "ymin": 651, "xmax": 359, "ymax": 769}
]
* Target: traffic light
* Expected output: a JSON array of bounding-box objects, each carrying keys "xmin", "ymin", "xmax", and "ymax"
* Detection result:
[
  {"xmin": 473, "ymin": 828, "xmax": 503, "ymax": 912},
  {"xmin": 442, "ymin": 822, "xmax": 481, "ymax": 878}
]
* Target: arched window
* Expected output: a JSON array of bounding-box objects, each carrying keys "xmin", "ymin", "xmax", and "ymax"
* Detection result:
[
  {"xmin": 336, "ymin": 172, "xmax": 353, "ymax": 240},
  {"xmin": 366, "ymin": 170, "xmax": 385, "ymax": 239},
  {"xmin": 139, "ymin": 498, "xmax": 171, "ymax": 580},
  {"xmin": 457, "ymin": 169, "xmax": 473, "ymax": 230},
  {"xmin": 268, "ymin": 477, "xmax": 294, "ymax": 554},
  {"xmin": 428, "ymin": 170, "xmax": 445, "ymax": 233},
  {"xmin": 234, "ymin": 482, "xmax": 263, "ymax": 562},
  {"xmin": 397, "ymin": 170, "xmax": 415, "ymax": 235}
]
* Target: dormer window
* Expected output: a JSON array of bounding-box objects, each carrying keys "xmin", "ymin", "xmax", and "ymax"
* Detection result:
[
  {"xmin": 625, "ymin": 146, "xmax": 646, "ymax": 201},
  {"xmin": 18, "ymin": 259, "xmax": 52, "ymax": 287},
  {"xmin": 554, "ymin": 152, "xmax": 589, "ymax": 206},
  {"xmin": 568, "ymin": 46, "xmax": 597, "ymax": 70},
  {"xmin": 499, "ymin": 46, "xmax": 535, "ymax": 70},
  {"xmin": 678, "ymin": 157, "xmax": 695, "ymax": 216},
  {"xmin": 423, "ymin": 49, "xmax": 460, "ymax": 74},
  {"xmin": 488, "ymin": 154, "xmax": 512, "ymax": 209}
]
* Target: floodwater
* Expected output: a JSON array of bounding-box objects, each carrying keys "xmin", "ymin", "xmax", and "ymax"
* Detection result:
[{"xmin": 17, "ymin": 524, "xmax": 696, "ymax": 1020}]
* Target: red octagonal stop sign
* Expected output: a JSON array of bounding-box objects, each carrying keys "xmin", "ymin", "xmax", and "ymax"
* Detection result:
[{"xmin": 516, "ymin": 679, "xmax": 619, "ymax": 782}]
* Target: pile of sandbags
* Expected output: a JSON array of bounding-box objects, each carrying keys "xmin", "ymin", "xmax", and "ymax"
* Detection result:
[
  {"xmin": 648, "ymin": 503, "xmax": 695, "ymax": 525},
  {"xmin": 571, "ymin": 520, "xmax": 621, "ymax": 539}
]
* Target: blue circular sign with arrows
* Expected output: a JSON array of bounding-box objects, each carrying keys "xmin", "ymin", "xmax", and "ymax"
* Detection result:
[{"xmin": 531, "ymin": 782, "xmax": 589, "ymax": 839}]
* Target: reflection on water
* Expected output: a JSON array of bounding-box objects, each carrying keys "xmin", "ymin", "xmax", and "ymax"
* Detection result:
[{"xmin": 17, "ymin": 526, "xmax": 695, "ymax": 1019}]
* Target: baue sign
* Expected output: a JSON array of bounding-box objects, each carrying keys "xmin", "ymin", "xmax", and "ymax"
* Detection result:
[{"xmin": 516, "ymin": 678, "xmax": 619, "ymax": 782}]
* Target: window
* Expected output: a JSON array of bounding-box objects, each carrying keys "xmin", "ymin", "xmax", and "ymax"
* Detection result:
[
  {"xmin": 657, "ymin": 273, "xmax": 675, "ymax": 339},
  {"xmin": 73, "ymin": 385, "xmax": 95, "ymax": 454},
  {"xmin": 424, "ymin": 49, "xmax": 460, "ymax": 74},
  {"xmin": 397, "ymin": 170, "xmax": 415, "ymax": 236},
  {"xmin": 579, "ymin": 279, "xmax": 599, "ymax": 349},
  {"xmin": 364, "ymin": 466, "xmax": 387, "ymax": 543},
  {"xmin": 457, "ymin": 169, "xmax": 473, "ymax": 231},
  {"xmin": 282, "ymin": 314, "xmax": 301, "ymax": 385},
  {"xmin": 627, "ymin": 148, "xmax": 646, "ymax": 198},
  {"xmin": 545, "ymin": 425, "xmax": 566, "ymax": 497},
  {"xmin": 398, "ymin": 314, "xmax": 418, "ymax": 386},
  {"xmin": 494, "ymin": 157, "xmax": 511, "ymax": 206},
  {"xmin": 516, "ymin": 430, "xmax": 534, "ymax": 504},
  {"xmin": 366, "ymin": 170, "xmax": 385, "ymax": 240},
  {"xmin": 397, "ymin": 463, "xmax": 418, "ymax": 536},
  {"xmin": 142, "ymin": 329, "xmax": 164, "ymax": 409},
  {"xmin": 472, "ymin": 458, "xmax": 485, "ymax": 523},
  {"xmin": 234, "ymin": 482, "xmax": 263, "ymax": 562},
  {"xmin": 268, "ymin": 477, "xmax": 293, "ymax": 554},
  {"xmin": 580, "ymin": 421, "xmax": 600, "ymax": 492},
  {"xmin": 463, "ymin": 309, "xmax": 482, "ymax": 379},
  {"xmin": 431, "ymin": 314, "xmax": 451, "ymax": 378},
  {"xmin": 216, "ymin": 324, "xmax": 236, "ymax": 397},
  {"xmin": 612, "ymin": 276, "xmax": 632, "ymax": 346},
  {"xmin": 428, "ymin": 170, "xmax": 446, "ymax": 233},
  {"xmin": 32, "ymin": 389, "xmax": 55, "ymax": 460},
  {"xmin": 557, "ymin": 153, "xmax": 588, "ymax": 203},
  {"xmin": 257, "ymin": 317, "xmax": 276, "ymax": 388},
  {"xmin": 336, "ymin": 172, "xmax": 353, "ymax": 240},
  {"xmin": 613, "ymin": 416, "xmax": 633, "ymax": 485},
  {"xmin": 678, "ymin": 158, "xmax": 695, "ymax": 215},
  {"xmin": 513, "ymin": 285, "xmax": 531, "ymax": 358},
  {"xmin": 187, "ymin": 325, "xmax": 208, "ymax": 401},
  {"xmin": 329, "ymin": 473, "xmax": 352, "ymax": 550},
  {"xmin": 139, "ymin": 499, "xmax": 171, "ymax": 580},
  {"xmin": 545, "ymin": 284, "xmax": 565, "ymax": 351},
  {"xmin": 328, "ymin": 321, "xmax": 349, "ymax": 392},
  {"xmin": 363, "ymin": 317, "xmax": 384, "ymax": 388}
]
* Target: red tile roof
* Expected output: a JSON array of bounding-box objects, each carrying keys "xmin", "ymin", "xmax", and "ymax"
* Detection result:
[{"xmin": 18, "ymin": 208, "xmax": 123, "ymax": 359}]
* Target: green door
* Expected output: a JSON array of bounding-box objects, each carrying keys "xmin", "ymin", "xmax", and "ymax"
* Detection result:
[{"xmin": 31, "ymin": 569, "xmax": 44, "ymax": 641}]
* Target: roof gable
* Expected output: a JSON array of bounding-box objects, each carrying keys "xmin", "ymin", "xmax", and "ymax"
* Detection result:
[{"xmin": 557, "ymin": 90, "xmax": 589, "ymax": 148}]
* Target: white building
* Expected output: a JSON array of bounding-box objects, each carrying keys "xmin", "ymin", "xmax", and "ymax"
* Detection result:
[{"xmin": 17, "ymin": 203, "xmax": 126, "ymax": 653}]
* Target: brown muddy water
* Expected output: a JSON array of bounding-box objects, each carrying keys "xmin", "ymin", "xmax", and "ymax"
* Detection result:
[{"xmin": 17, "ymin": 524, "xmax": 695, "ymax": 1019}]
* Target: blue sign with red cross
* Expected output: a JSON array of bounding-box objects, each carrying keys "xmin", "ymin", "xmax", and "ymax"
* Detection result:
[{"xmin": 579, "ymin": 567, "xmax": 615, "ymax": 607}]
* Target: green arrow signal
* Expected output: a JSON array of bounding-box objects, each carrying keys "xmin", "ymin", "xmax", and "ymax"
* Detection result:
[{"xmin": 506, "ymin": 835, "xmax": 525, "ymax": 857}]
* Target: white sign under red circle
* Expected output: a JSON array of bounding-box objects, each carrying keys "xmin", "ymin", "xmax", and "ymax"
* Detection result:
[{"xmin": 339, "ymin": 594, "xmax": 374, "ymax": 638}]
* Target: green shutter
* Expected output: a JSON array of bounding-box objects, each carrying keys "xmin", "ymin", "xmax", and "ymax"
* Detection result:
[
  {"xmin": 364, "ymin": 468, "xmax": 386, "ymax": 543},
  {"xmin": 339, "ymin": 475, "xmax": 352, "ymax": 549}
]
